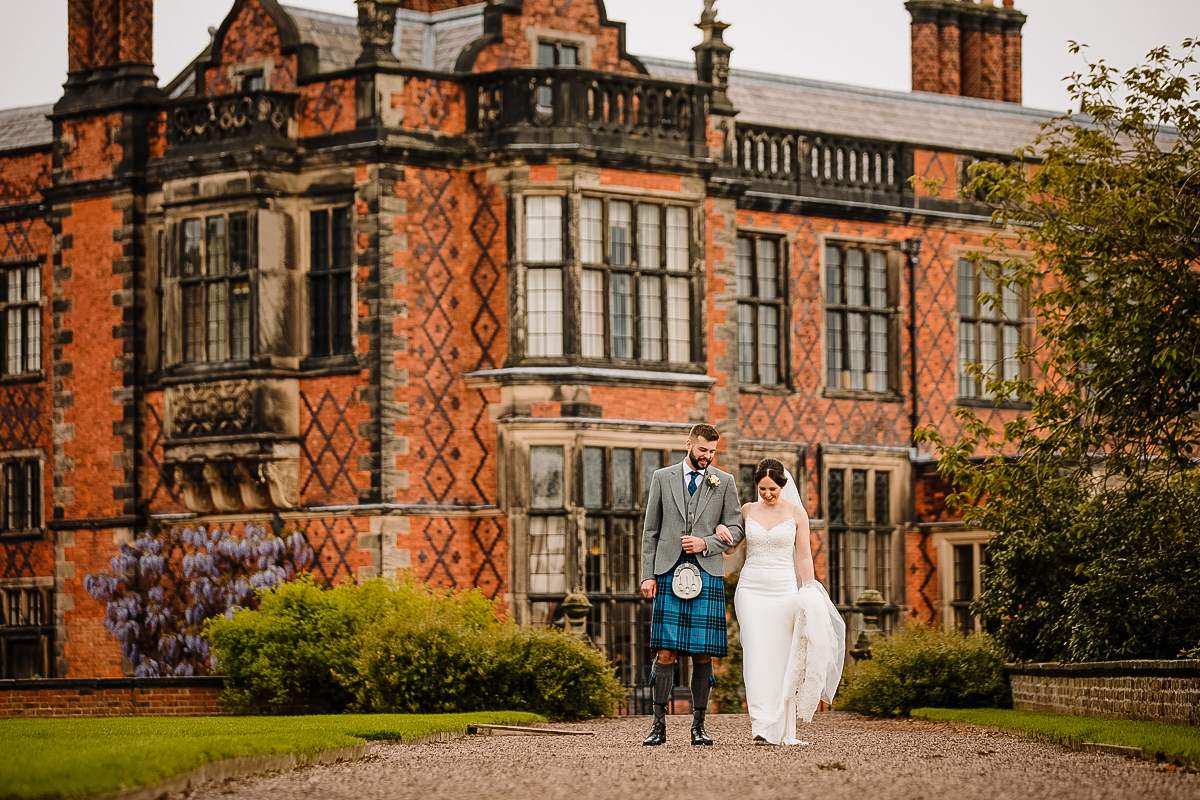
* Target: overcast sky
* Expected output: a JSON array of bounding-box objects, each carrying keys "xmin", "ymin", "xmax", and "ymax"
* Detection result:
[{"xmin": 1, "ymin": 1, "xmax": 1197, "ymax": 112}]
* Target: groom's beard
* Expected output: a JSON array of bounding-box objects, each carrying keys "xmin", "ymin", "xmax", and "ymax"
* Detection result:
[{"xmin": 687, "ymin": 452, "xmax": 712, "ymax": 471}]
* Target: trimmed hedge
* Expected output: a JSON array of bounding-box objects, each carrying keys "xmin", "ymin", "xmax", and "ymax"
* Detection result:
[
  {"xmin": 838, "ymin": 624, "xmax": 1009, "ymax": 717},
  {"xmin": 206, "ymin": 577, "xmax": 626, "ymax": 720}
]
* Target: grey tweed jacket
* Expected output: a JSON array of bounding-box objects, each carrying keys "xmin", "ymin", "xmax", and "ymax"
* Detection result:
[{"xmin": 641, "ymin": 462, "xmax": 745, "ymax": 580}]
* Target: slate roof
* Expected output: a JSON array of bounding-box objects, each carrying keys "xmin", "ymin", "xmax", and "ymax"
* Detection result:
[
  {"xmin": 0, "ymin": 105, "xmax": 53, "ymax": 153},
  {"xmin": 643, "ymin": 56, "xmax": 1061, "ymax": 157},
  {"xmin": 283, "ymin": 4, "xmax": 484, "ymax": 74}
]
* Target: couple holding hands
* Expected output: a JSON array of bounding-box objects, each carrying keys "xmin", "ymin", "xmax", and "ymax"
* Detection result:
[{"xmin": 639, "ymin": 424, "xmax": 845, "ymax": 747}]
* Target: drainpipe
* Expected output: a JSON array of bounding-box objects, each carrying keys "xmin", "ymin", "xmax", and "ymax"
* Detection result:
[{"xmin": 901, "ymin": 238, "xmax": 922, "ymax": 442}]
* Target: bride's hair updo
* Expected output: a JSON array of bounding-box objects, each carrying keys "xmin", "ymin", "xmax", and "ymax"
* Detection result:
[{"xmin": 754, "ymin": 458, "xmax": 788, "ymax": 488}]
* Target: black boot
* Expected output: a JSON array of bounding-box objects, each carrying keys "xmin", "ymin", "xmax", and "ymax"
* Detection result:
[
  {"xmin": 643, "ymin": 705, "xmax": 667, "ymax": 746},
  {"xmin": 689, "ymin": 659, "xmax": 714, "ymax": 745},
  {"xmin": 643, "ymin": 660, "xmax": 673, "ymax": 746}
]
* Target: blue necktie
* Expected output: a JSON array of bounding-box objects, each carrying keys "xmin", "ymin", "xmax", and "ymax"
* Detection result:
[{"xmin": 688, "ymin": 471, "xmax": 700, "ymax": 496}]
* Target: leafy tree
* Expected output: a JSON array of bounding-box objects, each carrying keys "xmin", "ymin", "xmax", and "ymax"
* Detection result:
[{"xmin": 917, "ymin": 40, "xmax": 1200, "ymax": 662}]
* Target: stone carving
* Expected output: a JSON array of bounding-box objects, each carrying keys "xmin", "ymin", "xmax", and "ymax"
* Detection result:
[
  {"xmin": 174, "ymin": 466, "xmax": 214, "ymax": 514},
  {"xmin": 356, "ymin": 0, "xmax": 400, "ymax": 65},
  {"xmin": 262, "ymin": 460, "xmax": 300, "ymax": 510},
  {"xmin": 171, "ymin": 382, "xmax": 254, "ymax": 438},
  {"xmin": 234, "ymin": 462, "xmax": 272, "ymax": 511},
  {"xmin": 203, "ymin": 462, "xmax": 244, "ymax": 512},
  {"xmin": 701, "ymin": 0, "xmax": 718, "ymax": 24}
]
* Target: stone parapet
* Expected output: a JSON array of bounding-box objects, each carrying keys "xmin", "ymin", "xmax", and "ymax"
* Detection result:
[
  {"xmin": 1008, "ymin": 660, "xmax": 1200, "ymax": 727},
  {"xmin": 0, "ymin": 676, "xmax": 225, "ymax": 718}
]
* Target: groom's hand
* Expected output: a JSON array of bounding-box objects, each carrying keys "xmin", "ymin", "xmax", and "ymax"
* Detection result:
[
  {"xmin": 681, "ymin": 535, "xmax": 707, "ymax": 554},
  {"xmin": 641, "ymin": 579, "xmax": 656, "ymax": 599}
]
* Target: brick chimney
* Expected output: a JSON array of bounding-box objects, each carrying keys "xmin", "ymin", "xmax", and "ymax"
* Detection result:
[
  {"xmin": 60, "ymin": 0, "xmax": 159, "ymax": 112},
  {"xmin": 906, "ymin": 0, "xmax": 1026, "ymax": 104}
]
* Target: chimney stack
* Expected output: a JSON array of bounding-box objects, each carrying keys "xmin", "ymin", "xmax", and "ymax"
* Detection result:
[
  {"xmin": 905, "ymin": 0, "xmax": 1026, "ymax": 104},
  {"xmin": 61, "ymin": 0, "xmax": 158, "ymax": 112}
]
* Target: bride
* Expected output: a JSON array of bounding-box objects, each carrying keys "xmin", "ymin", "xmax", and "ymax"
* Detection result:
[{"xmin": 716, "ymin": 458, "xmax": 846, "ymax": 745}]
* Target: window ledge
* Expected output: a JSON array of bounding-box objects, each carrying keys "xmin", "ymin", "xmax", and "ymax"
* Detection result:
[
  {"xmin": 298, "ymin": 353, "xmax": 363, "ymax": 377},
  {"xmin": 0, "ymin": 528, "xmax": 45, "ymax": 540},
  {"xmin": 955, "ymin": 396, "xmax": 1032, "ymax": 411},
  {"xmin": 0, "ymin": 371, "xmax": 46, "ymax": 385},
  {"xmin": 465, "ymin": 365, "xmax": 716, "ymax": 391},
  {"xmin": 739, "ymin": 383, "xmax": 792, "ymax": 397},
  {"xmin": 823, "ymin": 388, "xmax": 902, "ymax": 403}
]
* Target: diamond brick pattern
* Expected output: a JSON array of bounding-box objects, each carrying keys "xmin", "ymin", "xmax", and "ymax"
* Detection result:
[
  {"xmin": 300, "ymin": 517, "xmax": 361, "ymax": 586},
  {"xmin": 300, "ymin": 388, "xmax": 361, "ymax": 504},
  {"xmin": 1, "ymin": 540, "xmax": 37, "ymax": 579},
  {"xmin": 0, "ymin": 220, "xmax": 35, "ymax": 259},
  {"xmin": 143, "ymin": 400, "xmax": 181, "ymax": 509},
  {"xmin": 0, "ymin": 385, "xmax": 44, "ymax": 450}
]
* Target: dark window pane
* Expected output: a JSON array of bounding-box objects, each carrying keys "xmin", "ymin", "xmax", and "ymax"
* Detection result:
[
  {"xmin": 609, "ymin": 201, "xmax": 631, "ymax": 266},
  {"xmin": 583, "ymin": 447, "xmax": 605, "ymax": 510},
  {"xmin": 310, "ymin": 276, "xmax": 330, "ymax": 357},
  {"xmin": 827, "ymin": 310, "xmax": 843, "ymax": 388},
  {"xmin": 612, "ymin": 448, "xmax": 634, "ymax": 510},
  {"xmin": 229, "ymin": 213, "xmax": 250, "ymax": 274},
  {"xmin": 585, "ymin": 517, "xmax": 605, "ymax": 593},
  {"xmin": 846, "ymin": 249, "xmax": 864, "ymax": 307},
  {"xmin": 958, "ymin": 259, "xmax": 975, "ymax": 316},
  {"xmin": 530, "ymin": 446, "xmax": 564, "ymax": 509},
  {"xmin": 332, "ymin": 273, "xmax": 352, "ymax": 354},
  {"xmin": 827, "ymin": 469, "xmax": 845, "ymax": 525},
  {"xmin": 610, "ymin": 518, "xmax": 636, "ymax": 593},
  {"xmin": 559, "ymin": 45, "xmax": 578, "ymax": 67},
  {"xmin": 738, "ymin": 464, "xmax": 756, "ymax": 504},
  {"xmin": 850, "ymin": 469, "xmax": 867, "ymax": 524},
  {"xmin": 671, "ymin": 450, "xmax": 687, "ymax": 467},
  {"xmin": 243, "ymin": 71, "xmax": 265, "ymax": 92},
  {"xmin": 640, "ymin": 450, "xmax": 661, "ymax": 506},
  {"xmin": 332, "ymin": 207, "xmax": 352, "ymax": 271},
  {"xmin": 953, "ymin": 545, "xmax": 974, "ymax": 602},
  {"xmin": 182, "ymin": 285, "xmax": 204, "ymax": 362},
  {"xmin": 538, "ymin": 42, "xmax": 557, "ymax": 67},
  {"xmin": 737, "ymin": 303, "xmax": 755, "ymax": 383},
  {"xmin": 874, "ymin": 471, "xmax": 890, "ymax": 526},
  {"xmin": 311, "ymin": 210, "xmax": 330, "ymax": 273},
  {"xmin": 610, "ymin": 273, "xmax": 633, "ymax": 358},
  {"xmin": 758, "ymin": 305, "xmax": 779, "ymax": 386}
]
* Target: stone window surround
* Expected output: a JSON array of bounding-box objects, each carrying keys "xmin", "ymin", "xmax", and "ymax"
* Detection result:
[
  {"xmin": 950, "ymin": 244, "xmax": 1035, "ymax": 408},
  {"xmin": 226, "ymin": 59, "xmax": 275, "ymax": 92},
  {"xmin": 525, "ymin": 27, "xmax": 596, "ymax": 70},
  {"xmin": 818, "ymin": 233, "xmax": 903, "ymax": 401},
  {"xmin": 502, "ymin": 420, "xmax": 695, "ymax": 624},
  {"xmin": 508, "ymin": 179, "xmax": 707, "ymax": 372},
  {"xmin": 161, "ymin": 202, "xmax": 260, "ymax": 372},
  {"xmin": 734, "ymin": 229, "xmax": 790, "ymax": 391},
  {"xmin": 0, "ymin": 448, "xmax": 45, "ymax": 537},
  {"xmin": 932, "ymin": 527, "xmax": 991, "ymax": 633},
  {"xmin": 819, "ymin": 444, "xmax": 910, "ymax": 620},
  {"xmin": 0, "ymin": 256, "xmax": 44, "ymax": 378},
  {"xmin": 301, "ymin": 202, "xmax": 358, "ymax": 363}
]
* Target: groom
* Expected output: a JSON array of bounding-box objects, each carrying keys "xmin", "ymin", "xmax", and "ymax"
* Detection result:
[{"xmin": 640, "ymin": 423, "xmax": 745, "ymax": 746}]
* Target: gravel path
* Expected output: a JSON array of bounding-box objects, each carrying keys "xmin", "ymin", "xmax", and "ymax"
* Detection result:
[{"xmin": 189, "ymin": 713, "xmax": 1199, "ymax": 800}]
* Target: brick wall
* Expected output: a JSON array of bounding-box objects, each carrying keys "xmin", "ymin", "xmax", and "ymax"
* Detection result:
[
  {"xmin": 0, "ymin": 677, "xmax": 224, "ymax": 718},
  {"xmin": 1009, "ymin": 661, "xmax": 1200, "ymax": 727}
]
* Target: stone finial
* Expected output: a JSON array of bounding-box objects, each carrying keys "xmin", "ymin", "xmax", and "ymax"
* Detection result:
[
  {"xmin": 356, "ymin": 0, "xmax": 401, "ymax": 66},
  {"xmin": 849, "ymin": 588, "xmax": 887, "ymax": 661},
  {"xmin": 694, "ymin": 0, "xmax": 735, "ymax": 113},
  {"xmin": 561, "ymin": 588, "xmax": 593, "ymax": 642}
]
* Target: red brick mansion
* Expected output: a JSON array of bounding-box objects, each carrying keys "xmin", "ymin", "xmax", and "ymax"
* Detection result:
[{"xmin": 0, "ymin": 0, "xmax": 1043, "ymax": 682}]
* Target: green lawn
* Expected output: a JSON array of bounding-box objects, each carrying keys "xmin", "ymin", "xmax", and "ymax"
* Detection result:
[
  {"xmin": 0, "ymin": 712, "xmax": 545, "ymax": 800},
  {"xmin": 912, "ymin": 708, "xmax": 1200, "ymax": 767}
]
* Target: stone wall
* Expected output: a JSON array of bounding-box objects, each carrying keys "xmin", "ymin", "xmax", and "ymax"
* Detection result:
[
  {"xmin": 0, "ymin": 677, "xmax": 224, "ymax": 718},
  {"xmin": 1009, "ymin": 661, "xmax": 1200, "ymax": 727}
]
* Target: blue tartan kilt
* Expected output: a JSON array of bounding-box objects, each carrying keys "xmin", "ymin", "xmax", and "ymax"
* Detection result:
[{"xmin": 650, "ymin": 556, "xmax": 729, "ymax": 657}]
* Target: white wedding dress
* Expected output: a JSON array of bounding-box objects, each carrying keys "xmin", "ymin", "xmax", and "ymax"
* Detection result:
[{"xmin": 735, "ymin": 513, "xmax": 847, "ymax": 745}]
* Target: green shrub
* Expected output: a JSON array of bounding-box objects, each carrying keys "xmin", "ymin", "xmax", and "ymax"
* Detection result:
[
  {"xmin": 207, "ymin": 576, "xmax": 625, "ymax": 720},
  {"xmin": 838, "ymin": 624, "xmax": 1009, "ymax": 717}
]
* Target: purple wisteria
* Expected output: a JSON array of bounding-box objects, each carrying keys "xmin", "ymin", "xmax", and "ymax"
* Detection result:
[{"xmin": 84, "ymin": 524, "xmax": 314, "ymax": 677}]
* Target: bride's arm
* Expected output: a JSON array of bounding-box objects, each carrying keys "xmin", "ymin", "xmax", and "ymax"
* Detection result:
[{"xmin": 794, "ymin": 503, "xmax": 816, "ymax": 584}]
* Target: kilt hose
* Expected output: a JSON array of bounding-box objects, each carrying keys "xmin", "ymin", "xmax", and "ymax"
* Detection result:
[{"xmin": 650, "ymin": 555, "xmax": 729, "ymax": 657}]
